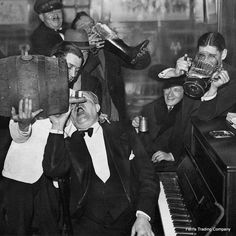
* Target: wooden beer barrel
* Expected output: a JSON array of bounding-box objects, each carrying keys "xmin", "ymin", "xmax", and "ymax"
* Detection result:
[{"xmin": 0, "ymin": 55, "xmax": 69, "ymax": 118}]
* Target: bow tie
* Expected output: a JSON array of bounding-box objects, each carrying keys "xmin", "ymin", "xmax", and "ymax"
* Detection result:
[
  {"xmin": 56, "ymin": 28, "xmax": 63, "ymax": 33},
  {"xmin": 78, "ymin": 128, "xmax": 94, "ymax": 137}
]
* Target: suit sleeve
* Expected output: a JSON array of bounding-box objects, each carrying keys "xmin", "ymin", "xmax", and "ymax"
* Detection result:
[
  {"xmin": 129, "ymin": 127, "xmax": 160, "ymax": 220},
  {"xmin": 43, "ymin": 133, "xmax": 70, "ymax": 178},
  {"xmin": 196, "ymin": 75, "xmax": 236, "ymax": 120},
  {"xmin": 192, "ymin": 64, "xmax": 236, "ymax": 120},
  {"xmin": 30, "ymin": 28, "xmax": 63, "ymax": 56}
]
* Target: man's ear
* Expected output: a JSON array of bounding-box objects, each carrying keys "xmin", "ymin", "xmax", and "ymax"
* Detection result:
[
  {"xmin": 221, "ymin": 49, "xmax": 227, "ymax": 61},
  {"xmin": 95, "ymin": 104, "xmax": 100, "ymax": 113},
  {"xmin": 39, "ymin": 14, "xmax": 44, "ymax": 22}
]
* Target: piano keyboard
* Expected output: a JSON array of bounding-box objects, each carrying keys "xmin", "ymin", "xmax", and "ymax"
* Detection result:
[{"xmin": 158, "ymin": 175, "xmax": 197, "ymax": 236}]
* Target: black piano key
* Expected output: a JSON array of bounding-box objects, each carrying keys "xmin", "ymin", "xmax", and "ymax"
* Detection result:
[
  {"xmin": 171, "ymin": 218, "xmax": 193, "ymax": 225},
  {"xmin": 170, "ymin": 208, "xmax": 189, "ymax": 215},
  {"xmin": 169, "ymin": 206, "xmax": 188, "ymax": 211},
  {"xmin": 171, "ymin": 215, "xmax": 192, "ymax": 222},
  {"xmin": 165, "ymin": 194, "xmax": 183, "ymax": 199},
  {"xmin": 165, "ymin": 191, "xmax": 182, "ymax": 196},
  {"xmin": 164, "ymin": 188, "xmax": 181, "ymax": 192},
  {"xmin": 173, "ymin": 221, "xmax": 192, "ymax": 227},
  {"xmin": 171, "ymin": 213, "xmax": 191, "ymax": 218},
  {"xmin": 168, "ymin": 199, "xmax": 185, "ymax": 204},
  {"xmin": 171, "ymin": 218, "xmax": 192, "ymax": 224},
  {"xmin": 168, "ymin": 201, "xmax": 186, "ymax": 207}
]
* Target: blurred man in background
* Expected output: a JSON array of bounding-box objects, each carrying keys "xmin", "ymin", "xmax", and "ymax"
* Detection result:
[
  {"xmin": 71, "ymin": 12, "xmax": 151, "ymax": 123},
  {"xmin": 30, "ymin": 0, "xmax": 64, "ymax": 56}
]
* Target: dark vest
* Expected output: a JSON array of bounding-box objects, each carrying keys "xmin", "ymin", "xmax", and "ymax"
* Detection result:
[{"xmin": 84, "ymin": 153, "xmax": 129, "ymax": 224}]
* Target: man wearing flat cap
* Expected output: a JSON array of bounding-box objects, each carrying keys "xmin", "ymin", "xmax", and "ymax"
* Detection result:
[
  {"xmin": 132, "ymin": 69, "xmax": 185, "ymax": 171},
  {"xmin": 30, "ymin": 0, "xmax": 64, "ymax": 56}
]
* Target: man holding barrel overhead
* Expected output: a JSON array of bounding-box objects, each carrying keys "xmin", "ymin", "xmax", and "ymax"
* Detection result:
[
  {"xmin": 30, "ymin": 0, "xmax": 64, "ymax": 56},
  {"xmin": 0, "ymin": 43, "xmax": 87, "ymax": 234}
]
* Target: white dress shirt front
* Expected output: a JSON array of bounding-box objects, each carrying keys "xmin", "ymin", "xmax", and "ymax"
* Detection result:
[{"xmin": 84, "ymin": 122, "xmax": 110, "ymax": 183}]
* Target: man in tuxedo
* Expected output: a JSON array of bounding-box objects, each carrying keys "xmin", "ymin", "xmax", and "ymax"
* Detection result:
[
  {"xmin": 43, "ymin": 91, "xmax": 159, "ymax": 236},
  {"xmin": 30, "ymin": 0, "xmax": 64, "ymax": 56}
]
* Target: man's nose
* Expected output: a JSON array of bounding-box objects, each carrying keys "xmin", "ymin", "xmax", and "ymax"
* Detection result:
[
  {"xmin": 52, "ymin": 12, "xmax": 61, "ymax": 18},
  {"xmin": 167, "ymin": 90, "xmax": 175, "ymax": 98},
  {"xmin": 70, "ymin": 68, "xmax": 77, "ymax": 77}
]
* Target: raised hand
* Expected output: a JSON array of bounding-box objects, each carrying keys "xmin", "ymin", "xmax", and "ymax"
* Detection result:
[
  {"xmin": 211, "ymin": 69, "xmax": 230, "ymax": 88},
  {"xmin": 49, "ymin": 109, "xmax": 72, "ymax": 132},
  {"xmin": 11, "ymin": 98, "xmax": 43, "ymax": 132},
  {"xmin": 206, "ymin": 69, "xmax": 230, "ymax": 97},
  {"xmin": 175, "ymin": 54, "xmax": 192, "ymax": 76}
]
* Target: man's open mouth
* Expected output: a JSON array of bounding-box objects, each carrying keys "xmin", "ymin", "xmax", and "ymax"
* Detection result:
[
  {"xmin": 52, "ymin": 16, "xmax": 60, "ymax": 21},
  {"xmin": 77, "ymin": 106, "xmax": 85, "ymax": 115}
]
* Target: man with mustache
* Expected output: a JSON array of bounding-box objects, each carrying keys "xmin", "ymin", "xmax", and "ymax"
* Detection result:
[
  {"xmin": 43, "ymin": 91, "xmax": 159, "ymax": 236},
  {"xmin": 30, "ymin": 0, "xmax": 64, "ymax": 56}
]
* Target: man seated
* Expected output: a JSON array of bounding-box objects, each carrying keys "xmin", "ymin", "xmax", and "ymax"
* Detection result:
[
  {"xmin": 43, "ymin": 91, "xmax": 159, "ymax": 236},
  {"xmin": 132, "ymin": 76, "xmax": 184, "ymax": 171}
]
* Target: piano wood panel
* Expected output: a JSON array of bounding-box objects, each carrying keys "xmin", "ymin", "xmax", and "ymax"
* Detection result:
[{"xmin": 191, "ymin": 117, "xmax": 236, "ymax": 235}]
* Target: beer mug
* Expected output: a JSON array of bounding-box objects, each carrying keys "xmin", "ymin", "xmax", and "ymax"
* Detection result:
[
  {"xmin": 183, "ymin": 52, "xmax": 221, "ymax": 98},
  {"xmin": 139, "ymin": 116, "xmax": 148, "ymax": 132}
]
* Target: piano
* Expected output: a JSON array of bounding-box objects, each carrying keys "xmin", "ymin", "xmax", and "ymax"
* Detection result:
[{"xmin": 158, "ymin": 117, "xmax": 236, "ymax": 236}]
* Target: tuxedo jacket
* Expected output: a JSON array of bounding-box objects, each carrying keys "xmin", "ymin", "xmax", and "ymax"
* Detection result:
[
  {"xmin": 30, "ymin": 23, "xmax": 63, "ymax": 56},
  {"xmin": 139, "ymin": 97, "xmax": 184, "ymax": 170},
  {"xmin": 43, "ymin": 122, "xmax": 159, "ymax": 220},
  {"xmin": 84, "ymin": 49, "xmax": 151, "ymax": 121}
]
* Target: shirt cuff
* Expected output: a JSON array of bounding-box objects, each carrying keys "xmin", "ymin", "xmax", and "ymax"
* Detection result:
[
  {"xmin": 64, "ymin": 121, "xmax": 77, "ymax": 138},
  {"xmin": 18, "ymin": 123, "xmax": 32, "ymax": 136},
  {"xmin": 201, "ymin": 91, "xmax": 217, "ymax": 101},
  {"xmin": 136, "ymin": 210, "xmax": 151, "ymax": 221},
  {"xmin": 50, "ymin": 129, "xmax": 64, "ymax": 134},
  {"xmin": 169, "ymin": 153, "xmax": 175, "ymax": 161},
  {"xmin": 158, "ymin": 68, "xmax": 176, "ymax": 78}
]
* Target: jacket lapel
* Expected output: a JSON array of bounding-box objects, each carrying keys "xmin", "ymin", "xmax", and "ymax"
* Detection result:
[{"xmin": 102, "ymin": 124, "xmax": 131, "ymax": 199}]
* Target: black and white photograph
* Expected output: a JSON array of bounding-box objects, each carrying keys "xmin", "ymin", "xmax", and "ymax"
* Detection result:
[{"xmin": 0, "ymin": 0, "xmax": 235, "ymax": 235}]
